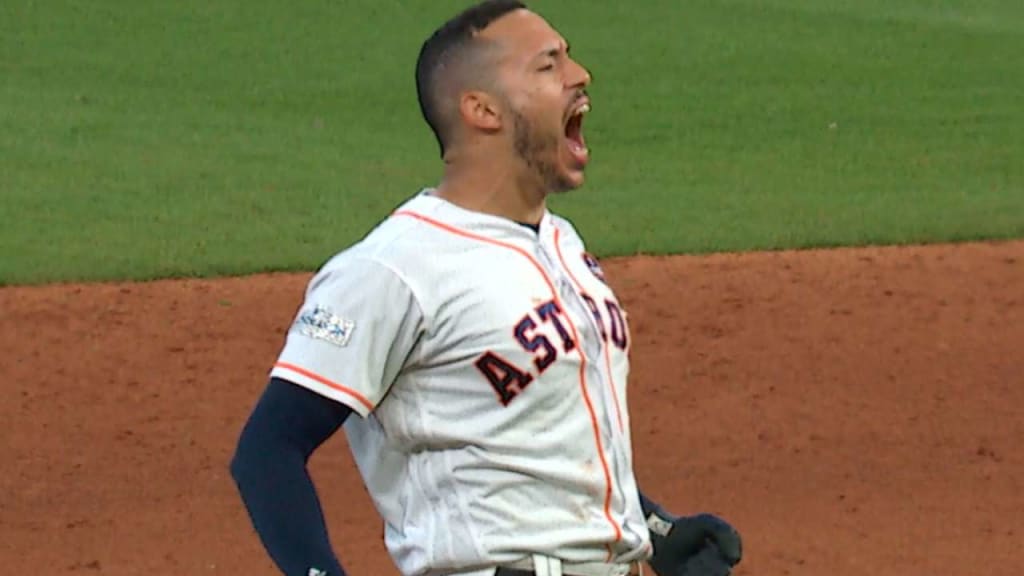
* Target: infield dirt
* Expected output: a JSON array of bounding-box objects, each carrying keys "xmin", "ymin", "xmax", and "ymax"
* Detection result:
[{"xmin": 2, "ymin": 241, "xmax": 1022, "ymax": 575}]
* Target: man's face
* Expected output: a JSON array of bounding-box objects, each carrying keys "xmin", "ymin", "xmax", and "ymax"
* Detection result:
[{"xmin": 481, "ymin": 10, "xmax": 593, "ymax": 193}]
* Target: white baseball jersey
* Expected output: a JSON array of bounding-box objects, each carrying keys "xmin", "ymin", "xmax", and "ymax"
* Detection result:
[{"xmin": 271, "ymin": 189, "xmax": 651, "ymax": 576}]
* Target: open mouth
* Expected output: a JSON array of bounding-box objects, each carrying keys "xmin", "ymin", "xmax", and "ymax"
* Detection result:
[{"xmin": 564, "ymin": 101, "xmax": 591, "ymax": 163}]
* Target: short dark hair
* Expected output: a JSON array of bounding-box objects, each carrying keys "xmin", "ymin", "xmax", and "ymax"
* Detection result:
[{"xmin": 415, "ymin": 0, "xmax": 527, "ymax": 157}]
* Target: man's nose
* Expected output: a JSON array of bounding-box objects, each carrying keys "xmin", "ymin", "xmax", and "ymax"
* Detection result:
[{"xmin": 566, "ymin": 58, "xmax": 592, "ymax": 89}]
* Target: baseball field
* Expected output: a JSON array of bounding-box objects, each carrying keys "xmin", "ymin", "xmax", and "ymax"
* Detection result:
[{"xmin": 2, "ymin": 0, "xmax": 1022, "ymax": 574}]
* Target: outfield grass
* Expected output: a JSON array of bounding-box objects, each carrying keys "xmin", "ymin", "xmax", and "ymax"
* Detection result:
[{"xmin": 2, "ymin": 0, "xmax": 1022, "ymax": 284}]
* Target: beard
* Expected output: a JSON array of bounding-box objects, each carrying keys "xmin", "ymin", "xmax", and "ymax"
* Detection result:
[{"xmin": 510, "ymin": 106, "xmax": 576, "ymax": 194}]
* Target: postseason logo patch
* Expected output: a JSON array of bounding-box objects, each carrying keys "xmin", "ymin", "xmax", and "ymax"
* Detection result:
[
  {"xmin": 582, "ymin": 252, "xmax": 607, "ymax": 284},
  {"xmin": 294, "ymin": 304, "xmax": 355, "ymax": 347}
]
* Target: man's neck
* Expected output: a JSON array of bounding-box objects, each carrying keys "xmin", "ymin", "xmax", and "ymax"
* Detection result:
[{"xmin": 434, "ymin": 158, "xmax": 547, "ymax": 226}]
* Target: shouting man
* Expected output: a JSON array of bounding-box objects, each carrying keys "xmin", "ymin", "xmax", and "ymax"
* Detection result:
[{"xmin": 230, "ymin": 2, "xmax": 744, "ymax": 575}]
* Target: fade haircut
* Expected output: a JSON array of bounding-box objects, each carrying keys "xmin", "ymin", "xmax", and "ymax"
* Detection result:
[{"xmin": 416, "ymin": 0, "xmax": 527, "ymax": 157}]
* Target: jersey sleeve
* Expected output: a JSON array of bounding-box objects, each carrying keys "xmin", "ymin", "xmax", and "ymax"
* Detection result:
[{"xmin": 270, "ymin": 256, "xmax": 423, "ymax": 417}]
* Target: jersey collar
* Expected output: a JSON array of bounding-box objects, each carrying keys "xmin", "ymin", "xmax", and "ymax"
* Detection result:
[{"xmin": 402, "ymin": 188, "xmax": 554, "ymax": 242}]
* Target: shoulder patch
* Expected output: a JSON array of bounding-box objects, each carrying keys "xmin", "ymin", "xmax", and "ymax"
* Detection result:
[{"xmin": 294, "ymin": 305, "xmax": 355, "ymax": 347}]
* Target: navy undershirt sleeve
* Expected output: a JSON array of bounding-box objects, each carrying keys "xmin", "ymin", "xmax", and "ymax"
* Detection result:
[{"xmin": 230, "ymin": 377, "xmax": 354, "ymax": 576}]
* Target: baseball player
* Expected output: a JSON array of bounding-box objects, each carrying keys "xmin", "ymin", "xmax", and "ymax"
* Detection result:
[{"xmin": 229, "ymin": 2, "xmax": 743, "ymax": 575}]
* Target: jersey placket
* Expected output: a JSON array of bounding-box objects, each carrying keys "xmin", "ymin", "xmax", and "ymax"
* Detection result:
[{"xmin": 534, "ymin": 231, "xmax": 631, "ymax": 538}]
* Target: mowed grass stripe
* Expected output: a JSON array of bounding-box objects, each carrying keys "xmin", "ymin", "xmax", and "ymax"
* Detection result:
[{"xmin": 1, "ymin": 0, "xmax": 1021, "ymax": 284}]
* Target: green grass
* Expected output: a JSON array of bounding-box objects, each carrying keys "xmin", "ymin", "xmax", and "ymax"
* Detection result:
[{"xmin": 2, "ymin": 0, "xmax": 1022, "ymax": 284}]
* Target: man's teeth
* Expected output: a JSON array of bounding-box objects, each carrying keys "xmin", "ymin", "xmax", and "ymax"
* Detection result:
[{"xmin": 569, "ymin": 103, "xmax": 590, "ymax": 119}]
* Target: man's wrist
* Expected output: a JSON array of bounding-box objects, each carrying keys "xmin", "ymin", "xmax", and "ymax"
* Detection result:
[{"xmin": 638, "ymin": 490, "xmax": 676, "ymax": 538}]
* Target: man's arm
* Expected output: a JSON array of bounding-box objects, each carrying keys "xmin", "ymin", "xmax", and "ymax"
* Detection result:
[{"xmin": 230, "ymin": 377, "xmax": 354, "ymax": 576}]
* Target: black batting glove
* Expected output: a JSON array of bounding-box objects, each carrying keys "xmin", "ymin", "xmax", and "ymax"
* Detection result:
[{"xmin": 647, "ymin": 513, "xmax": 743, "ymax": 576}]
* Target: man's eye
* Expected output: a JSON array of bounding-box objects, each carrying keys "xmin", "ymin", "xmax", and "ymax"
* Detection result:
[{"xmin": 538, "ymin": 64, "xmax": 555, "ymax": 72}]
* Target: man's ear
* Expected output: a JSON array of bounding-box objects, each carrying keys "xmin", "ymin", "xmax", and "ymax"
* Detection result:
[{"xmin": 459, "ymin": 90, "xmax": 503, "ymax": 133}]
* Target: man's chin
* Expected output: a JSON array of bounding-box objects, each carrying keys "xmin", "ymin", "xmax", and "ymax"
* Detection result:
[
  {"xmin": 545, "ymin": 157, "xmax": 587, "ymax": 193},
  {"xmin": 554, "ymin": 147, "xmax": 589, "ymax": 192},
  {"xmin": 556, "ymin": 167, "xmax": 587, "ymax": 193},
  {"xmin": 549, "ymin": 175, "xmax": 585, "ymax": 195}
]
